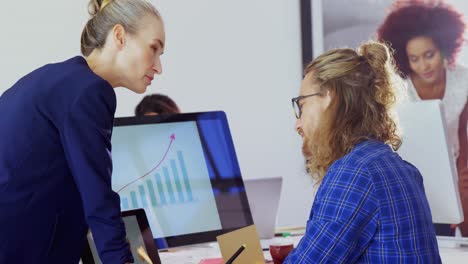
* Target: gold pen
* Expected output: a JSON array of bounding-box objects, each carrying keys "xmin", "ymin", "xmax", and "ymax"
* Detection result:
[{"xmin": 137, "ymin": 246, "xmax": 153, "ymax": 264}]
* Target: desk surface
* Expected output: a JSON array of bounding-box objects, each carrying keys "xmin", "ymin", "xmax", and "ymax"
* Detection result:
[{"xmin": 159, "ymin": 236, "xmax": 468, "ymax": 264}]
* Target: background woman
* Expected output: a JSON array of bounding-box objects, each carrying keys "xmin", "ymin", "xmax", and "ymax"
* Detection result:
[{"xmin": 377, "ymin": 0, "xmax": 468, "ymax": 236}]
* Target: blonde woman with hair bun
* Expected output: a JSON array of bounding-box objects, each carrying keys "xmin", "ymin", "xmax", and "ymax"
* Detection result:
[
  {"xmin": 285, "ymin": 41, "xmax": 441, "ymax": 263},
  {"xmin": 0, "ymin": 0, "xmax": 165, "ymax": 263}
]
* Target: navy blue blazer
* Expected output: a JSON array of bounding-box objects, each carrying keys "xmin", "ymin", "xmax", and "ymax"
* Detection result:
[{"xmin": 0, "ymin": 57, "xmax": 133, "ymax": 263}]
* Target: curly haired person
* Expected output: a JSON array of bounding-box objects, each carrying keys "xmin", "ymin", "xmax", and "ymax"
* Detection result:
[{"xmin": 378, "ymin": 0, "xmax": 468, "ymax": 237}]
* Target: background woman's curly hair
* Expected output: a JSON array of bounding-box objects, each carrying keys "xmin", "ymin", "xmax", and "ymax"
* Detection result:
[{"xmin": 377, "ymin": 0, "xmax": 466, "ymax": 77}]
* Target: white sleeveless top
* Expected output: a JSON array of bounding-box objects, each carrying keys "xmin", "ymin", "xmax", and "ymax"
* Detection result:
[{"xmin": 404, "ymin": 64, "xmax": 468, "ymax": 159}]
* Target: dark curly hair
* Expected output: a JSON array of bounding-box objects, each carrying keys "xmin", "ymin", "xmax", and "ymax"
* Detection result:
[
  {"xmin": 377, "ymin": 0, "xmax": 466, "ymax": 77},
  {"xmin": 135, "ymin": 94, "xmax": 180, "ymax": 116}
]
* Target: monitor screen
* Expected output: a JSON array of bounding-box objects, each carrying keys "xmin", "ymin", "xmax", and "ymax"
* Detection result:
[
  {"xmin": 111, "ymin": 111, "xmax": 253, "ymax": 248},
  {"xmin": 397, "ymin": 100, "xmax": 463, "ymax": 225}
]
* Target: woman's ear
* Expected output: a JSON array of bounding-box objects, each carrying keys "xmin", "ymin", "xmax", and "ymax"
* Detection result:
[
  {"xmin": 444, "ymin": 57, "xmax": 449, "ymax": 69},
  {"xmin": 112, "ymin": 24, "xmax": 126, "ymax": 50}
]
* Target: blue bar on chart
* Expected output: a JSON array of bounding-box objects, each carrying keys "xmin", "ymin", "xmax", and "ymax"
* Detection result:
[
  {"xmin": 138, "ymin": 185, "xmax": 148, "ymax": 208},
  {"xmin": 121, "ymin": 197, "xmax": 129, "ymax": 210},
  {"xmin": 155, "ymin": 173, "xmax": 167, "ymax": 205},
  {"xmin": 171, "ymin": 159, "xmax": 185, "ymax": 202},
  {"xmin": 178, "ymin": 151, "xmax": 193, "ymax": 201},
  {"xmin": 146, "ymin": 179, "xmax": 158, "ymax": 206},
  {"xmin": 163, "ymin": 166, "xmax": 176, "ymax": 204},
  {"xmin": 130, "ymin": 191, "xmax": 139, "ymax": 208}
]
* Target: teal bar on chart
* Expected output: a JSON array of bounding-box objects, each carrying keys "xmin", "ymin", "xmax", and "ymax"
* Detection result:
[
  {"xmin": 155, "ymin": 173, "xmax": 167, "ymax": 205},
  {"xmin": 121, "ymin": 197, "xmax": 129, "ymax": 210},
  {"xmin": 138, "ymin": 185, "xmax": 148, "ymax": 207},
  {"xmin": 163, "ymin": 166, "xmax": 176, "ymax": 204},
  {"xmin": 178, "ymin": 151, "xmax": 193, "ymax": 201},
  {"xmin": 130, "ymin": 191, "xmax": 138, "ymax": 208},
  {"xmin": 171, "ymin": 159, "xmax": 185, "ymax": 202},
  {"xmin": 146, "ymin": 179, "xmax": 158, "ymax": 206}
]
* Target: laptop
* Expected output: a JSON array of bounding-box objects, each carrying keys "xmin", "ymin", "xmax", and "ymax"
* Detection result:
[{"xmin": 244, "ymin": 177, "xmax": 283, "ymax": 239}]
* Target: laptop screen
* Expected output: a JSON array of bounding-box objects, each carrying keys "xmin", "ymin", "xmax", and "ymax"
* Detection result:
[{"xmin": 112, "ymin": 111, "xmax": 253, "ymax": 248}]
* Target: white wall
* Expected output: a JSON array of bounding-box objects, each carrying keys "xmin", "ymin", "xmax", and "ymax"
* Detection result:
[{"xmin": 0, "ymin": 1, "xmax": 316, "ymax": 227}]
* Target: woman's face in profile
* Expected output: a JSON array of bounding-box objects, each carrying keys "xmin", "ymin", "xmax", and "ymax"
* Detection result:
[
  {"xmin": 117, "ymin": 15, "xmax": 165, "ymax": 94},
  {"xmin": 406, "ymin": 36, "xmax": 445, "ymax": 85}
]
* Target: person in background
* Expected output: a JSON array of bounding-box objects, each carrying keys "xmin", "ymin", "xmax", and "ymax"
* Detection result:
[
  {"xmin": 377, "ymin": 0, "xmax": 468, "ymax": 236},
  {"xmin": 0, "ymin": 0, "xmax": 165, "ymax": 263},
  {"xmin": 135, "ymin": 93, "xmax": 180, "ymax": 116},
  {"xmin": 284, "ymin": 41, "xmax": 440, "ymax": 263}
]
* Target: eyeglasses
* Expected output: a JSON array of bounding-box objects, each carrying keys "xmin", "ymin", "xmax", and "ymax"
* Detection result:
[{"xmin": 291, "ymin": 92, "xmax": 322, "ymax": 119}]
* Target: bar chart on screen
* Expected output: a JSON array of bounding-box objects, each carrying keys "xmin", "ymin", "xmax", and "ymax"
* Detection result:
[
  {"xmin": 111, "ymin": 121, "xmax": 222, "ymax": 238},
  {"xmin": 118, "ymin": 148, "xmax": 196, "ymax": 210}
]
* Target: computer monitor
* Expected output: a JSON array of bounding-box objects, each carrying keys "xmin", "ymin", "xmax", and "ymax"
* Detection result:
[
  {"xmin": 396, "ymin": 100, "xmax": 463, "ymax": 224},
  {"xmin": 111, "ymin": 111, "xmax": 253, "ymax": 248}
]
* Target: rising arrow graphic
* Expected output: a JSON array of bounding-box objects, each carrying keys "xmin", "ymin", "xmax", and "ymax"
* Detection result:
[{"xmin": 117, "ymin": 133, "xmax": 176, "ymax": 193}]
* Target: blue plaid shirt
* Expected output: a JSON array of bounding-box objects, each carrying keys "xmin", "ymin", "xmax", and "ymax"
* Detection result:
[{"xmin": 284, "ymin": 140, "xmax": 441, "ymax": 263}]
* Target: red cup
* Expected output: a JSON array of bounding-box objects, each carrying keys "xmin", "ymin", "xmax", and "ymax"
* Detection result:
[{"xmin": 269, "ymin": 244, "xmax": 294, "ymax": 264}]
